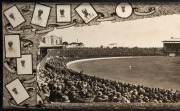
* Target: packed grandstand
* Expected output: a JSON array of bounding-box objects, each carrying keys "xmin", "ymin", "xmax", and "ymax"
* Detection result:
[{"xmin": 37, "ymin": 47, "xmax": 180, "ymax": 103}]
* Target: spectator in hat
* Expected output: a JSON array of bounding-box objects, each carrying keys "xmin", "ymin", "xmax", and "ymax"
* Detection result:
[{"xmin": 62, "ymin": 95, "xmax": 70, "ymax": 102}]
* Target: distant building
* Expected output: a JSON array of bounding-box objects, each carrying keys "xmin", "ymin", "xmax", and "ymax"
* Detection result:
[
  {"xmin": 162, "ymin": 37, "xmax": 180, "ymax": 56},
  {"xmin": 68, "ymin": 42, "xmax": 78, "ymax": 48},
  {"xmin": 42, "ymin": 35, "xmax": 62, "ymax": 45},
  {"xmin": 68, "ymin": 42, "xmax": 84, "ymax": 48},
  {"xmin": 38, "ymin": 35, "xmax": 64, "ymax": 67},
  {"xmin": 108, "ymin": 43, "xmax": 117, "ymax": 49}
]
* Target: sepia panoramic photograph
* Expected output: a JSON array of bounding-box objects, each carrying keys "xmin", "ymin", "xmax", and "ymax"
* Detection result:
[{"xmin": 2, "ymin": 1, "xmax": 180, "ymax": 110}]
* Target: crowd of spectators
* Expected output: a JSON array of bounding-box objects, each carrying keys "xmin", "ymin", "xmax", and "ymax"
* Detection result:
[
  {"xmin": 37, "ymin": 55, "xmax": 180, "ymax": 103},
  {"xmin": 47, "ymin": 47, "xmax": 164, "ymax": 60}
]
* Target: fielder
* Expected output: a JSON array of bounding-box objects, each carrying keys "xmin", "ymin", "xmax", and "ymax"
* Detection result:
[{"xmin": 129, "ymin": 65, "xmax": 132, "ymax": 71}]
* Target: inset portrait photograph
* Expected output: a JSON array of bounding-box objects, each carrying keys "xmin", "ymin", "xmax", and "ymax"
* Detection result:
[
  {"xmin": 17, "ymin": 54, "xmax": 33, "ymax": 75},
  {"xmin": 31, "ymin": 4, "xmax": 51, "ymax": 27},
  {"xmin": 6, "ymin": 78, "xmax": 30, "ymax": 104},
  {"xmin": 75, "ymin": 3, "xmax": 98, "ymax": 24},
  {"xmin": 4, "ymin": 5, "xmax": 25, "ymax": 28},
  {"xmin": 116, "ymin": 2, "xmax": 133, "ymax": 18},
  {"xmin": 4, "ymin": 35, "xmax": 21, "ymax": 58},
  {"xmin": 56, "ymin": 4, "xmax": 71, "ymax": 23}
]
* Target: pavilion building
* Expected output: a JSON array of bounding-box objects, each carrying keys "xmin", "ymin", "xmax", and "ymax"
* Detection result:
[{"xmin": 162, "ymin": 37, "xmax": 180, "ymax": 56}]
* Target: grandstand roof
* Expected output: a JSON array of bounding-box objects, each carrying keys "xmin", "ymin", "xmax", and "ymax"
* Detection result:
[
  {"xmin": 38, "ymin": 42, "xmax": 63, "ymax": 49},
  {"xmin": 162, "ymin": 38, "xmax": 180, "ymax": 43}
]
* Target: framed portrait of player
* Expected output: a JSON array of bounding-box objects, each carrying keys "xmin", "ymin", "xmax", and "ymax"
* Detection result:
[
  {"xmin": 56, "ymin": 4, "xmax": 71, "ymax": 23},
  {"xmin": 116, "ymin": 2, "xmax": 133, "ymax": 18},
  {"xmin": 5, "ymin": 78, "xmax": 30, "ymax": 104},
  {"xmin": 31, "ymin": 4, "xmax": 51, "ymax": 27},
  {"xmin": 16, "ymin": 54, "xmax": 33, "ymax": 75},
  {"xmin": 4, "ymin": 34, "xmax": 21, "ymax": 58},
  {"xmin": 75, "ymin": 3, "xmax": 98, "ymax": 24},
  {"xmin": 3, "ymin": 5, "xmax": 25, "ymax": 28}
]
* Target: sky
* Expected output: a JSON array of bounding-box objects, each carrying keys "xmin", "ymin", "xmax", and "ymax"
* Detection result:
[{"xmin": 47, "ymin": 14, "xmax": 180, "ymax": 48}]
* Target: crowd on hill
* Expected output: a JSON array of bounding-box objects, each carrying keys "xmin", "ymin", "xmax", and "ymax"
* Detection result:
[
  {"xmin": 37, "ymin": 55, "xmax": 180, "ymax": 103},
  {"xmin": 48, "ymin": 47, "xmax": 164, "ymax": 60}
]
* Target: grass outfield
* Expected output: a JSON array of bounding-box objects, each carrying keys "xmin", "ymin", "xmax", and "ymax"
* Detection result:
[{"xmin": 68, "ymin": 56, "xmax": 180, "ymax": 90}]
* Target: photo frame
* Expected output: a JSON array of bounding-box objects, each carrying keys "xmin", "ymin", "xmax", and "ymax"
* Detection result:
[
  {"xmin": 4, "ymin": 34, "xmax": 21, "ymax": 58},
  {"xmin": 16, "ymin": 54, "xmax": 33, "ymax": 75},
  {"xmin": 5, "ymin": 78, "xmax": 30, "ymax": 104},
  {"xmin": 116, "ymin": 2, "xmax": 133, "ymax": 18},
  {"xmin": 56, "ymin": 4, "xmax": 71, "ymax": 23},
  {"xmin": 3, "ymin": 5, "xmax": 26, "ymax": 28},
  {"xmin": 31, "ymin": 3, "xmax": 51, "ymax": 27},
  {"xmin": 75, "ymin": 3, "xmax": 98, "ymax": 24},
  {"xmin": 2, "ymin": 1, "xmax": 180, "ymax": 110}
]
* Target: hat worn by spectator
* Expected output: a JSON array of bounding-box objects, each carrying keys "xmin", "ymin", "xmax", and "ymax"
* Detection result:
[
  {"xmin": 97, "ymin": 91, "xmax": 103, "ymax": 96},
  {"xmin": 102, "ymin": 95, "xmax": 109, "ymax": 101},
  {"xmin": 71, "ymin": 86, "xmax": 76, "ymax": 91},
  {"xmin": 153, "ymin": 99, "xmax": 159, "ymax": 103},
  {"xmin": 122, "ymin": 97, "xmax": 130, "ymax": 103},
  {"xmin": 86, "ymin": 92, "xmax": 93, "ymax": 98},
  {"xmin": 62, "ymin": 96, "xmax": 70, "ymax": 102}
]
